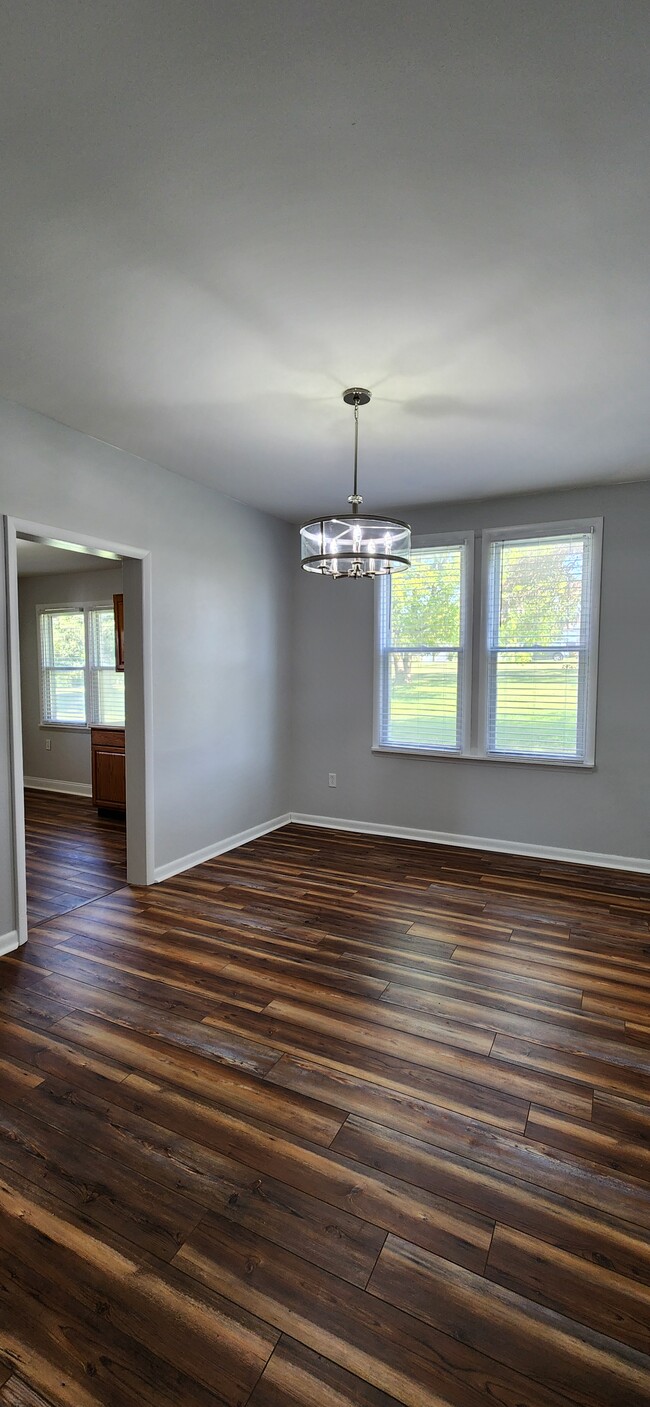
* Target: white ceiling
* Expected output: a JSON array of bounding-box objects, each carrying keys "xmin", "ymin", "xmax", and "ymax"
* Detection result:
[
  {"xmin": 16, "ymin": 540, "xmax": 120, "ymax": 577},
  {"xmin": 2, "ymin": 1, "xmax": 650, "ymax": 519}
]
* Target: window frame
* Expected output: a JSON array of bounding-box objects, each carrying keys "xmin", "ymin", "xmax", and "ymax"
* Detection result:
[
  {"xmin": 477, "ymin": 517, "xmax": 602, "ymax": 767},
  {"xmin": 373, "ymin": 531, "xmax": 475, "ymax": 757},
  {"xmin": 37, "ymin": 601, "xmax": 125, "ymax": 730},
  {"xmin": 372, "ymin": 517, "xmax": 603, "ymax": 767}
]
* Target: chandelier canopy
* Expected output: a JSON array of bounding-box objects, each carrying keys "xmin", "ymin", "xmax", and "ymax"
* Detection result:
[{"xmin": 300, "ymin": 389, "xmax": 411, "ymax": 578}]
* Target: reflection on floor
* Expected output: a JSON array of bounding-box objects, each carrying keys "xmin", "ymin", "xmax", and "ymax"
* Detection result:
[{"xmin": 24, "ymin": 787, "xmax": 126, "ymax": 929}]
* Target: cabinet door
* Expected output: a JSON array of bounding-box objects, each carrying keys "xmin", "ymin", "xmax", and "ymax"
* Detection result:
[
  {"xmin": 113, "ymin": 593, "xmax": 125, "ymax": 672},
  {"xmin": 93, "ymin": 747, "xmax": 126, "ymax": 809}
]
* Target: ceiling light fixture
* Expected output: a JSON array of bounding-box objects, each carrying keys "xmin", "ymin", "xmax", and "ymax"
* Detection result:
[{"xmin": 300, "ymin": 389, "xmax": 411, "ymax": 578}]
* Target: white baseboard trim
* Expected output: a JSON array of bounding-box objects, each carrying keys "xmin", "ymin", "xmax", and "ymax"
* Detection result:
[
  {"xmin": 154, "ymin": 813, "xmax": 292, "ymax": 883},
  {"xmin": 289, "ymin": 812, "xmax": 650, "ymax": 875},
  {"xmin": 24, "ymin": 776, "xmax": 92, "ymax": 797},
  {"xmin": 0, "ymin": 930, "xmax": 20, "ymax": 957}
]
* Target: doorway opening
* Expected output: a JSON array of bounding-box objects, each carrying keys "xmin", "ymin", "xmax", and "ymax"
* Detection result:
[{"xmin": 4, "ymin": 517, "xmax": 153, "ymax": 946}]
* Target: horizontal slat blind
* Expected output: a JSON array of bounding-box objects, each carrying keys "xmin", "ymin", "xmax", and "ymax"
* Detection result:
[
  {"xmin": 486, "ymin": 531, "xmax": 595, "ymax": 760},
  {"xmin": 88, "ymin": 607, "xmax": 125, "ymax": 726},
  {"xmin": 39, "ymin": 608, "xmax": 86, "ymax": 724},
  {"xmin": 378, "ymin": 543, "xmax": 467, "ymax": 751},
  {"xmin": 38, "ymin": 604, "xmax": 125, "ymax": 727}
]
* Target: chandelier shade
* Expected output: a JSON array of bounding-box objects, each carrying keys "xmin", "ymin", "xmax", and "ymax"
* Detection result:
[
  {"xmin": 300, "ymin": 388, "xmax": 411, "ymax": 579},
  {"xmin": 300, "ymin": 514, "xmax": 411, "ymax": 576}
]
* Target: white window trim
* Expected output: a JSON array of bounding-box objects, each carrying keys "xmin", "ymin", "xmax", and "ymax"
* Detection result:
[
  {"xmin": 372, "ymin": 517, "xmax": 602, "ymax": 768},
  {"xmin": 477, "ymin": 517, "xmax": 602, "ymax": 767},
  {"xmin": 37, "ymin": 600, "xmax": 124, "ymax": 730},
  {"xmin": 373, "ymin": 531, "xmax": 474, "ymax": 757}
]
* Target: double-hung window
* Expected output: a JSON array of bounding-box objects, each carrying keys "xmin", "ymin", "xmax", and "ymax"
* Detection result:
[
  {"xmin": 375, "ymin": 519, "xmax": 601, "ymax": 765},
  {"xmin": 376, "ymin": 535, "xmax": 473, "ymax": 753},
  {"xmin": 39, "ymin": 604, "xmax": 125, "ymax": 727}
]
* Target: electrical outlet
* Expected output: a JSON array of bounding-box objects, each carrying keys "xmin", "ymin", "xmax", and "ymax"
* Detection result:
[
  {"xmin": 45, "ymin": 737, "xmax": 52, "ymax": 751},
  {"xmin": 328, "ymin": 772, "xmax": 337, "ymax": 787}
]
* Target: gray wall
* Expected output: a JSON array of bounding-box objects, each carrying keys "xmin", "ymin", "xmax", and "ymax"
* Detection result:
[
  {"xmin": 290, "ymin": 481, "xmax": 650, "ymax": 864},
  {"xmin": 0, "ymin": 396, "xmax": 292, "ymax": 940},
  {"xmin": 18, "ymin": 565, "xmax": 124, "ymax": 788}
]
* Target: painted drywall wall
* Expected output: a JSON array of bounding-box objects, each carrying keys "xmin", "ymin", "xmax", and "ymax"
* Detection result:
[
  {"xmin": 0, "ymin": 397, "xmax": 292, "ymax": 940},
  {"xmin": 18, "ymin": 565, "xmax": 124, "ymax": 788},
  {"xmin": 290, "ymin": 481, "xmax": 650, "ymax": 865}
]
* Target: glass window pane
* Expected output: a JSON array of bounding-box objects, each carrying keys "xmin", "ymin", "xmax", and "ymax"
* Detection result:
[
  {"xmin": 93, "ymin": 669, "xmax": 125, "ymax": 726},
  {"xmin": 47, "ymin": 611, "xmax": 85, "ymax": 666},
  {"xmin": 391, "ymin": 547, "xmax": 462, "ymax": 649},
  {"xmin": 496, "ymin": 537, "xmax": 586, "ymax": 649},
  {"xmin": 491, "ymin": 651, "xmax": 580, "ymax": 757},
  {"xmin": 89, "ymin": 607, "xmax": 117, "ymax": 667},
  {"xmin": 46, "ymin": 669, "xmax": 86, "ymax": 723},
  {"xmin": 385, "ymin": 652, "xmax": 460, "ymax": 750}
]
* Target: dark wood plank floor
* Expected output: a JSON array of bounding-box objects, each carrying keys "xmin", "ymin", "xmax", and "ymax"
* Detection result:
[
  {"xmin": 1, "ymin": 820, "xmax": 650, "ymax": 1406},
  {"xmin": 24, "ymin": 789, "xmax": 127, "ymax": 928}
]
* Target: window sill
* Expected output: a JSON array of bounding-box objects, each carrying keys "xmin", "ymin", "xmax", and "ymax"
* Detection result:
[
  {"xmin": 372, "ymin": 745, "xmax": 595, "ymax": 769},
  {"xmin": 39, "ymin": 722, "xmax": 125, "ymax": 732},
  {"xmin": 39, "ymin": 722, "xmax": 90, "ymax": 732}
]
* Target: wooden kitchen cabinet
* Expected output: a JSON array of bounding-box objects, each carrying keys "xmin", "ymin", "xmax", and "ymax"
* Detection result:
[{"xmin": 91, "ymin": 727, "xmax": 125, "ymax": 812}]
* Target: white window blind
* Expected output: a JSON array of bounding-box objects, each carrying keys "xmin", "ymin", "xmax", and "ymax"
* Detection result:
[
  {"xmin": 39, "ymin": 608, "xmax": 87, "ymax": 724},
  {"xmin": 377, "ymin": 541, "xmax": 469, "ymax": 752},
  {"xmin": 88, "ymin": 607, "xmax": 125, "ymax": 725},
  {"xmin": 39, "ymin": 604, "xmax": 125, "ymax": 727},
  {"xmin": 484, "ymin": 529, "xmax": 597, "ymax": 762}
]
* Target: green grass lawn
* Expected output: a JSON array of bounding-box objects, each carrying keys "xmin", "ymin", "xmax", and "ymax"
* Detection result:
[{"xmin": 387, "ymin": 658, "xmax": 579, "ymax": 755}]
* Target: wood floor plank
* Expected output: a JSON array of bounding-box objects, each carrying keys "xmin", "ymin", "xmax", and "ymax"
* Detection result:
[
  {"xmin": 485, "ymin": 1223, "xmax": 650, "ymax": 1355},
  {"xmin": 204, "ymin": 999, "xmax": 593, "ymax": 1118},
  {"xmin": 24, "ymin": 791, "xmax": 126, "ymax": 930},
  {"xmin": 332, "ymin": 1113, "xmax": 650, "ymax": 1281},
  {"xmin": 0, "ymin": 1248, "xmax": 229, "ymax": 1407},
  {"xmin": 203, "ymin": 1002, "xmax": 533, "ymax": 1126},
  {"xmin": 174, "ymin": 1212, "xmax": 577, "ymax": 1407},
  {"xmin": 381, "ymin": 980, "xmax": 638, "ymax": 1053},
  {"xmin": 0, "ymin": 1167, "xmax": 278, "ymax": 1404},
  {"xmin": 16, "ymin": 1078, "xmax": 386, "ymax": 1289},
  {"xmin": 492, "ymin": 1031, "xmax": 650, "ymax": 1103},
  {"xmin": 267, "ymin": 1055, "xmax": 650, "ymax": 1230},
  {"xmin": 92, "ymin": 1070, "xmax": 493, "ymax": 1272},
  {"xmin": 526, "ymin": 1104, "xmax": 650, "ymax": 1180},
  {"xmin": 0, "ymin": 1097, "xmax": 204, "ymax": 1262},
  {"xmin": 247, "ymin": 1335, "xmax": 412, "ymax": 1406},
  {"xmin": 368, "ymin": 1234, "xmax": 650, "ymax": 1407},
  {"xmin": 0, "ymin": 1381, "xmax": 61, "ymax": 1407},
  {"xmin": 4, "ymin": 806, "xmax": 650, "ymax": 1407},
  {"xmin": 48, "ymin": 1011, "xmax": 344, "ymax": 1145},
  {"xmin": 0, "ymin": 1055, "xmax": 44, "ymax": 1108}
]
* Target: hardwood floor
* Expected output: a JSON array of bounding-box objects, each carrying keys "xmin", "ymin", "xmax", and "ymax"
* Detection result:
[
  {"xmin": 24, "ymin": 789, "xmax": 126, "ymax": 928},
  {"xmin": 1, "ymin": 822, "xmax": 649, "ymax": 1406}
]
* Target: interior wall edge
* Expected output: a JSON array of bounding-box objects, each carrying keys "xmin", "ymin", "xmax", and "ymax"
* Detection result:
[{"xmin": 0, "ymin": 929, "xmax": 20, "ymax": 956}]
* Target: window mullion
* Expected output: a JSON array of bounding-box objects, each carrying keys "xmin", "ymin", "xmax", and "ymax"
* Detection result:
[{"xmin": 84, "ymin": 605, "xmax": 92, "ymax": 727}]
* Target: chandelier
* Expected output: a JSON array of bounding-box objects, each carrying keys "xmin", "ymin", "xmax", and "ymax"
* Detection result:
[{"xmin": 300, "ymin": 389, "xmax": 411, "ymax": 578}]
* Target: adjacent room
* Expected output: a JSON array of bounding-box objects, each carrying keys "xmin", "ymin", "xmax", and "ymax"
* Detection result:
[
  {"xmin": 16, "ymin": 539, "xmax": 127, "ymax": 927},
  {"xmin": 0, "ymin": 4, "xmax": 649, "ymax": 1407}
]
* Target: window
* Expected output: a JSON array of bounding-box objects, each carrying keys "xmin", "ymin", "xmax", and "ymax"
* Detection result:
[
  {"xmin": 39, "ymin": 604, "xmax": 125, "ymax": 727},
  {"xmin": 376, "ymin": 536, "xmax": 472, "ymax": 753},
  {"xmin": 483, "ymin": 524, "xmax": 600, "ymax": 764},
  {"xmin": 375, "ymin": 519, "xmax": 601, "ymax": 765}
]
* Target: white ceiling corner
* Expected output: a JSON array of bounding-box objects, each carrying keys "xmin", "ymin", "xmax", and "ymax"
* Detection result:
[{"xmin": 2, "ymin": 1, "xmax": 650, "ymax": 518}]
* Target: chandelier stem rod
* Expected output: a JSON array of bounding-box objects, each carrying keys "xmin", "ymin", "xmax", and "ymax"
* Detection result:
[{"xmin": 352, "ymin": 400, "xmax": 360, "ymax": 513}]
